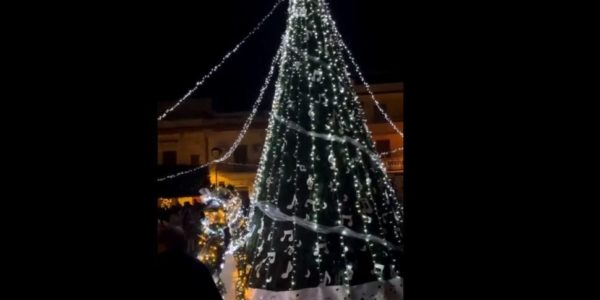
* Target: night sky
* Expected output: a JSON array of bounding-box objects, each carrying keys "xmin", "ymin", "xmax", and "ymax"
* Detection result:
[{"xmin": 151, "ymin": 0, "xmax": 403, "ymax": 113}]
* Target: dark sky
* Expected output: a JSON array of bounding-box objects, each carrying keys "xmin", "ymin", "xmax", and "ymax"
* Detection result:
[{"xmin": 152, "ymin": 0, "xmax": 403, "ymax": 113}]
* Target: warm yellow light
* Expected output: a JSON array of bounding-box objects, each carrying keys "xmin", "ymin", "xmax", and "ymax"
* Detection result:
[
  {"xmin": 177, "ymin": 197, "xmax": 194, "ymax": 206},
  {"xmin": 158, "ymin": 198, "xmax": 175, "ymax": 209}
]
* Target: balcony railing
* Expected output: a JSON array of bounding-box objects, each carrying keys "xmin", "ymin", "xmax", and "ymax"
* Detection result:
[
  {"xmin": 214, "ymin": 158, "xmax": 402, "ymax": 173},
  {"xmin": 382, "ymin": 156, "xmax": 403, "ymax": 172},
  {"xmin": 216, "ymin": 162, "xmax": 258, "ymax": 173}
]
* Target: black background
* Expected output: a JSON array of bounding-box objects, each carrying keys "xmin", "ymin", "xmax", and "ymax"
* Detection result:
[
  {"xmin": 2, "ymin": 0, "xmax": 583, "ymax": 298},
  {"xmin": 149, "ymin": 0, "xmax": 404, "ymax": 113}
]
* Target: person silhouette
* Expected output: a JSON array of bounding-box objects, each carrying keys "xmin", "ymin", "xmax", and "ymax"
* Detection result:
[{"xmin": 156, "ymin": 223, "xmax": 222, "ymax": 299}]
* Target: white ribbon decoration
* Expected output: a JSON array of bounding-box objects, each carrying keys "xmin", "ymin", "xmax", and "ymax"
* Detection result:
[{"xmin": 254, "ymin": 201, "xmax": 400, "ymax": 251}]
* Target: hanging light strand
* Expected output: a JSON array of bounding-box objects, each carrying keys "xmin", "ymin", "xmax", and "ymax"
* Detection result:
[
  {"xmin": 326, "ymin": 12, "xmax": 404, "ymax": 139},
  {"xmin": 380, "ymin": 147, "xmax": 404, "ymax": 157},
  {"xmin": 157, "ymin": 0, "xmax": 286, "ymax": 121},
  {"xmin": 157, "ymin": 43, "xmax": 284, "ymax": 182}
]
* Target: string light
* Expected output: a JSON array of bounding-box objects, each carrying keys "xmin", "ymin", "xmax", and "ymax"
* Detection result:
[
  {"xmin": 197, "ymin": 201, "xmax": 228, "ymax": 293},
  {"xmin": 244, "ymin": 1, "xmax": 404, "ymax": 297},
  {"xmin": 313, "ymin": 0, "xmax": 378, "ymax": 288},
  {"xmin": 288, "ymin": 32, "xmax": 305, "ymax": 287},
  {"xmin": 258, "ymin": 21, "xmax": 299, "ymax": 289},
  {"xmin": 324, "ymin": 0, "xmax": 405, "ymax": 281},
  {"xmin": 253, "ymin": 202, "xmax": 400, "ymax": 250},
  {"xmin": 158, "ymin": 0, "xmax": 404, "ymax": 297},
  {"xmin": 246, "ymin": 25, "xmax": 294, "ymax": 292},
  {"xmin": 327, "ymin": 10, "xmax": 404, "ymax": 140},
  {"xmin": 243, "ymin": 1, "xmax": 398, "ymax": 294},
  {"xmin": 157, "ymin": 0, "xmax": 285, "ymax": 121},
  {"xmin": 157, "ymin": 42, "xmax": 284, "ymax": 182},
  {"xmin": 380, "ymin": 146, "xmax": 404, "ymax": 157},
  {"xmin": 160, "ymin": 34, "xmax": 381, "ymax": 186},
  {"xmin": 194, "ymin": 185, "xmax": 255, "ymax": 298},
  {"xmin": 273, "ymin": 114, "xmax": 383, "ymax": 166}
]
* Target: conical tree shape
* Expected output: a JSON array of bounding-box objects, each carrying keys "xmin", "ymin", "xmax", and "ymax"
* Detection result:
[{"xmin": 244, "ymin": 0, "xmax": 404, "ymax": 299}]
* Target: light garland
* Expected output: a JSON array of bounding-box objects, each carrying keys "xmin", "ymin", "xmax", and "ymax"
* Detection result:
[
  {"xmin": 246, "ymin": 23, "xmax": 295, "ymax": 292},
  {"xmin": 259, "ymin": 0, "xmax": 404, "ymax": 294},
  {"xmin": 322, "ymin": 0, "xmax": 404, "ymax": 249},
  {"xmin": 273, "ymin": 114, "xmax": 382, "ymax": 166},
  {"xmin": 288, "ymin": 30, "xmax": 305, "ymax": 287},
  {"xmin": 330, "ymin": 19, "xmax": 404, "ymax": 139},
  {"xmin": 380, "ymin": 146, "xmax": 404, "ymax": 157},
  {"xmin": 303, "ymin": 0, "xmax": 326, "ymax": 286},
  {"xmin": 197, "ymin": 185, "xmax": 255, "ymax": 299},
  {"xmin": 156, "ymin": 4, "xmax": 404, "ymax": 183},
  {"xmin": 197, "ymin": 201, "xmax": 228, "ymax": 293},
  {"xmin": 158, "ymin": 0, "xmax": 405, "ymax": 297},
  {"xmin": 314, "ymin": 0, "xmax": 381, "ymax": 288},
  {"xmin": 254, "ymin": 201, "xmax": 400, "ymax": 250},
  {"xmin": 157, "ymin": 0, "xmax": 285, "ymax": 121},
  {"xmin": 157, "ymin": 42, "xmax": 284, "ymax": 182},
  {"xmin": 258, "ymin": 27, "xmax": 296, "ymax": 289}
]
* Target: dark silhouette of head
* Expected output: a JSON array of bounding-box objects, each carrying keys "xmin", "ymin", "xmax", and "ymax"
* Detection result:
[{"xmin": 157, "ymin": 223, "xmax": 186, "ymax": 254}]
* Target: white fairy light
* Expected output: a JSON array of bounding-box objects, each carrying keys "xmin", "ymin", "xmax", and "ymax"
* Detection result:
[
  {"xmin": 157, "ymin": 41, "xmax": 284, "ymax": 182},
  {"xmin": 253, "ymin": 203, "xmax": 399, "ymax": 250},
  {"xmin": 380, "ymin": 146, "xmax": 404, "ymax": 157},
  {"xmin": 242, "ymin": 0, "xmax": 405, "ymax": 293},
  {"xmin": 288, "ymin": 55, "xmax": 304, "ymax": 291},
  {"xmin": 291, "ymin": 0, "xmax": 327, "ymax": 286},
  {"xmin": 321, "ymin": 0, "xmax": 403, "ymax": 283},
  {"xmin": 157, "ymin": 0, "xmax": 285, "ymax": 121},
  {"xmin": 248, "ymin": 14, "xmax": 299, "ymax": 288},
  {"xmin": 327, "ymin": 3, "xmax": 404, "ymax": 141}
]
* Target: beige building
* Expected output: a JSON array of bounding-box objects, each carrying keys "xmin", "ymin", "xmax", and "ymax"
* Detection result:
[{"xmin": 158, "ymin": 82, "xmax": 404, "ymax": 199}]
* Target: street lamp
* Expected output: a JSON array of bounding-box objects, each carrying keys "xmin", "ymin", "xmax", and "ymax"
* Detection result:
[{"xmin": 211, "ymin": 147, "xmax": 222, "ymax": 185}]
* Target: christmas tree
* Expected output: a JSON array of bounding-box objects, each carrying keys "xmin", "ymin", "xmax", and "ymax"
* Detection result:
[
  {"xmin": 197, "ymin": 185, "xmax": 251, "ymax": 299},
  {"xmin": 244, "ymin": 0, "xmax": 404, "ymax": 299}
]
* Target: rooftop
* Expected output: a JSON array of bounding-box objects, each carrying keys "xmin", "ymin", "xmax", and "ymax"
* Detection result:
[{"xmin": 157, "ymin": 82, "xmax": 403, "ymax": 123}]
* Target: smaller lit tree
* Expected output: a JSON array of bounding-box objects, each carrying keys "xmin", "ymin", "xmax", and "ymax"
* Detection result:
[{"xmin": 198, "ymin": 185, "xmax": 251, "ymax": 299}]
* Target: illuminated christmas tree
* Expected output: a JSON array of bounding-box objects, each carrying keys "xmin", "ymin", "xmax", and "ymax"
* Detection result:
[
  {"xmin": 244, "ymin": 0, "xmax": 404, "ymax": 299},
  {"xmin": 197, "ymin": 185, "xmax": 249, "ymax": 297}
]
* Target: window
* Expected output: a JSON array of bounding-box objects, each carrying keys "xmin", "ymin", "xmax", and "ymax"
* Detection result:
[
  {"xmin": 234, "ymin": 145, "xmax": 248, "ymax": 164},
  {"xmin": 191, "ymin": 154, "xmax": 200, "ymax": 166},
  {"xmin": 162, "ymin": 151, "xmax": 177, "ymax": 166},
  {"xmin": 374, "ymin": 103, "xmax": 387, "ymax": 123},
  {"xmin": 376, "ymin": 140, "xmax": 391, "ymax": 157}
]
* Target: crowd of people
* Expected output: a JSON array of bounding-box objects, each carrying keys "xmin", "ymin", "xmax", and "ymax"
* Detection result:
[{"xmin": 159, "ymin": 200, "xmax": 206, "ymax": 257}]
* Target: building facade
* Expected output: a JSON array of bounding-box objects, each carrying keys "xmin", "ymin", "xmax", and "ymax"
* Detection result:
[{"xmin": 158, "ymin": 82, "xmax": 403, "ymax": 200}]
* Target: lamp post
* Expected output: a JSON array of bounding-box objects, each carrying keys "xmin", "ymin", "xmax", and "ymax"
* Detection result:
[{"xmin": 211, "ymin": 147, "xmax": 222, "ymax": 185}]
